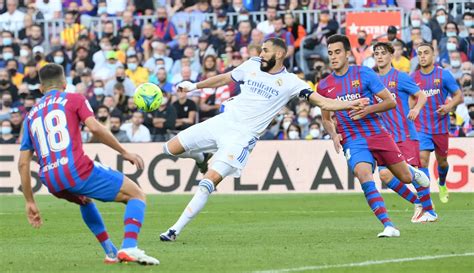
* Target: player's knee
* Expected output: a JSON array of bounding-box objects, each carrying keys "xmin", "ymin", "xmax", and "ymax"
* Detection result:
[
  {"xmin": 163, "ymin": 142, "xmax": 175, "ymax": 156},
  {"xmin": 353, "ymin": 170, "xmax": 372, "ymax": 183},
  {"xmin": 399, "ymin": 172, "xmax": 412, "ymax": 184},
  {"xmin": 379, "ymin": 169, "xmax": 392, "ymax": 183}
]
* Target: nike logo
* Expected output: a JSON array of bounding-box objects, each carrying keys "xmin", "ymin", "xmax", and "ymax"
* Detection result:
[
  {"xmin": 398, "ymin": 154, "xmax": 402, "ymax": 158},
  {"xmin": 407, "ymin": 157, "xmax": 414, "ymax": 161},
  {"xmin": 328, "ymin": 87, "xmax": 335, "ymax": 93}
]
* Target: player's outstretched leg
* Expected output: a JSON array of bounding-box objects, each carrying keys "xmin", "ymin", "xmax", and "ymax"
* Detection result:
[
  {"xmin": 386, "ymin": 161, "xmax": 430, "ymax": 187},
  {"xmin": 436, "ymin": 153, "xmax": 450, "ymax": 203},
  {"xmin": 114, "ymin": 177, "xmax": 159, "ymax": 265},
  {"xmin": 379, "ymin": 168, "xmax": 422, "ymax": 222},
  {"xmin": 80, "ymin": 201, "xmax": 119, "ymax": 263},
  {"xmin": 355, "ymin": 163, "xmax": 399, "ymax": 238},
  {"xmin": 160, "ymin": 172, "xmax": 219, "ymax": 242},
  {"xmin": 164, "ymin": 138, "xmax": 212, "ymax": 173},
  {"xmin": 411, "ymin": 181, "xmax": 438, "ymax": 222}
]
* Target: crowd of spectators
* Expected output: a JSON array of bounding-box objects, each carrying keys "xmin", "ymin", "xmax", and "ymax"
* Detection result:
[{"xmin": 0, "ymin": 0, "xmax": 473, "ymax": 145}]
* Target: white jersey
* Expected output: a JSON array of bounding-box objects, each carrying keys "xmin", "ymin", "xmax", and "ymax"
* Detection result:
[{"xmin": 223, "ymin": 57, "xmax": 311, "ymax": 135}]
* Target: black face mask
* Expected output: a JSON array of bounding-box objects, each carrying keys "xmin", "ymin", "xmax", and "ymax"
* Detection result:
[
  {"xmin": 0, "ymin": 79, "xmax": 9, "ymax": 85},
  {"xmin": 34, "ymin": 55, "xmax": 42, "ymax": 62},
  {"xmin": 98, "ymin": 116, "xmax": 108, "ymax": 122},
  {"xmin": 463, "ymin": 80, "xmax": 472, "ymax": 87},
  {"xmin": 111, "ymin": 127, "xmax": 120, "ymax": 133},
  {"xmin": 103, "ymin": 32, "xmax": 113, "ymax": 37},
  {"xmin": 260, "ymin": 55, "xmax": 277, "ymax": 72},
  {"xmin": 358, "ymin": 37, "xmax": 366, "ymax": 46},
  {"xmin": 158, "ymin": 17, "xmax": 166, "ymax": 22},
  {"xmin": 3, "ymin": 100, "xmax": 12, "ymax": 107},
  {"xmin": 116, "ymin": 76, "xmax": 125, "ymax": 83},
  {"xmin": 469, "ymin": 111, "xmax": 474, "ymax": 120},
  {"xmin": 8, "ymin": 68, "xmax": 17, "ymax": 76},
  {"xmin": 25, "ymin": 106, "xmax": 33, "ymax": 112}
]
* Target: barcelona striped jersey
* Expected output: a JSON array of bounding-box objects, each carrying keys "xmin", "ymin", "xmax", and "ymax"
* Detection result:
[{"xmin": 20, "ymin": 90, "xmax": 95, "ymax": 193}]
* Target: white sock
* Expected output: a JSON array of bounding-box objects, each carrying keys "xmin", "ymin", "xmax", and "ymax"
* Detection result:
[{"xmin": 170, "ymin": 179, "xmax": 214, "ymax": 234}]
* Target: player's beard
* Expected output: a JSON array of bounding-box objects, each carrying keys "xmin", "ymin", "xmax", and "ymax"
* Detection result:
[{"xmin": 260, "ymin": 55, "xmax": 276, "ymax": 72}]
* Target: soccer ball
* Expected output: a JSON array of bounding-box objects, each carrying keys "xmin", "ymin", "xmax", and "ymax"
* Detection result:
[{"xmin": 133, "ymin": 83, "xmax": 163, "ymax": 112}]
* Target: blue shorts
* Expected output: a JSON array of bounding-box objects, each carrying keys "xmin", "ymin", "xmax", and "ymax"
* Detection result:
[
  {"xmin": 67, "ymin": 162, "xmax": 124, "ymax": 202},
  {"xmin": 343, "ymin": 139, "xmax": 376, "ymax": 173},
  {"xmin": 418, "ymin": 131, "xmax": 449, "ymax": 157}
]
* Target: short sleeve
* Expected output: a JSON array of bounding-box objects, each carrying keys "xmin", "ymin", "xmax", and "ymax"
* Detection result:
[
  {"xmin": 19, "ymin": 119, "xmax": 34, "ymax": 151},
  {"xmin": 230, "ymin": 58, "xmax": 260, "ymax": 82},
  {"xmin": 361, "ymin": 67, "xmax": 386, "ymax": 95},
  {"xmin": 398, "ymin": 72, "xmax": 420, "ymax": 95},
  {"xmin": 75, "ymin": 94, "xmax": 95, "ymax": 123},
  {"xmin": 291, "ymin": 76, "xmax": 312, "ymax": 98},
  {"xmin": 442, "ymin": 69, "xmax": 460, "ymax": 95}
]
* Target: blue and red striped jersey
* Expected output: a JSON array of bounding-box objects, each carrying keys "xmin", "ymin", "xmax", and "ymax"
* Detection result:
[
  {"xmin": 411, "ymin": 66, "xmax": 460, "ymax": 134},
  {"xmin": 377, "ymin": 68, "xmax": 420, "ymax": 143},
  {"xmin": 318, "ymin": 65, "xmax": 388, "ymax": 144},
  {"xmin": 20, "ymin": 90, "xmax": 95, "ymax": 193}
]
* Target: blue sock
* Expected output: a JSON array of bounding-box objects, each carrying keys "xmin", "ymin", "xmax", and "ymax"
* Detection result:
[
  {"xmin": 437, "ymin": 165, "xmax": 449, "ymax": 186},
  {"xmin": 386, "ymin": 177, "xmax": 420, "ymax": 204},
  {"xmin": 412, "ymin": 181, "xmax": 436, "ymax": 216},
  {"xmin": 122, "ymin": 199, "xmax": 146, "ymax": 249},
  {"xmin": 361, "ymin": 181, "xmax": 394, "ymax": 227},
  {"xmin": 80, "ymin": 203, "xmax": 117, "ymax": 257}
]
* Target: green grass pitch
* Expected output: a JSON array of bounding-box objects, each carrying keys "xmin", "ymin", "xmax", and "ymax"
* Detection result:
[{"xmin": 1, "ymin": 193, "xmax": 473, "ymax": 273}]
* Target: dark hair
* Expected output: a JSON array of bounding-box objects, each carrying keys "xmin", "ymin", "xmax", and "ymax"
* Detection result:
[
  {"xmin": 264, "ymin": 37, "xmax": 288, "ymax": 54},
  {"xmin": 110, "ymin": 114, "xmax": 122, "ymax": 122},
  {"xmin": 445, "ymin": 21, "xmax": 459, "ymax": 34},
  {"xmin": 463, "ymin": 12, "xmax": 473, "ymax": 20},
  {"xmin": 373, "ymin": 42, "xmax": 394, "ymax": 54},
  {"xmin": 417, "ymin": 42, "xmax": 434, "ymax": 51},
  {"xmin": 327, "ymin": 34, "xmax": 351, "ymax": 51},
  {"xmin": 39, "ymin": 64, "xmax": 65, "ymax": 87},
  {"xmin": 97, "ymin": 105, "xmax": 110, "ymax": 113}
]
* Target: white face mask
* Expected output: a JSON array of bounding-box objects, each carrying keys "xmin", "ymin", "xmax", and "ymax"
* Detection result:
[
  {"xmin": 127, "ymin": 63, "xmax": 137, "ymax": 71},
  {"xmin": 459, "ymin": 30, "xmax": 468, "ymax": 38},
  {"xmin": 464, "ymin": 20, "xmax": 473, "ymax": 28},
  {"xmin": 446, "ymin": 42, "xmax": 457, "ymax": 51},
  {"xmin": 411, "ymin": 20, "xmax": 421, "ymax": 27},
  {"xmin": 436, "ymin": 15, "xmax": 446, "ymax": 25},
  {"xmin": 94, "ymin": 87, "xmax": 104, "ymax": 96},
  {"xmin": 288, "ymin": 131, "xmax": 299, "ymax": 140},
  {"xmin": 54, "ymin": 56, "xmax": 64, "ymax": 64},
  {"xmin": 422, "ymin": 18, "xmax": 429, "ymax": 24},
  {"xmin": 297, "ymin": 117, "xmax": 309, "ymax": 125},
  {"xmin": 283, "ymin": 121, "xmax": 291, "ymax": 130},
  {"xmin": 451, "ymin": 60, "xmax": 461, "ymax": 68},
  {"xmin": 161, "ymin": 96, "xmax": 169, "ymax": 105},
  {"xmin": 20, "ymin": 49, "xmax": 29, "ymax": 57},
  {"xmin": 2, "ymin": 52, "xmax": 13, "ymax": 60},
  {"xmin": 1, "ymin": 127, "xmax": 12, "ymax": 135},
  {"xmin": 309, "ymin": 128, "xmax": 320, "ymax": 138}
]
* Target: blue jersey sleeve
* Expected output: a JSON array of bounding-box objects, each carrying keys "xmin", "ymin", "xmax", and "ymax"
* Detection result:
[
  {"xmin": 361, "ymin": 66, "xmax": 386, "ymax": 95},
  {"xmin": 19, "ymin": 119, "xmax": 34, "ymax": 151},
  {"xmin": 398, "ymin": 71, "xmax": 420, "ymax": 95},
  {"xmin": 442, "ymin": 69, "xmax": 460, "ymax": 95}
]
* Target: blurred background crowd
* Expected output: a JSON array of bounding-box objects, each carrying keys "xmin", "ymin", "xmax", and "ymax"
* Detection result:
[{"xmin": 0, "ymin": 0, "xmax": 473, "ymax": 145}]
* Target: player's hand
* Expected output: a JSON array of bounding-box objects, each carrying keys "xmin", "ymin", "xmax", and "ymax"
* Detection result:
[
  {"xmin": 177, "ymin": 81, "xmax": 197, "ymax": 93},
  {"xmin": 436, "ymin": 104, "xmax": 451, "ymax": 116},
  {"xmin": 407, "ymin": 108, "xmax": 420, "ymax": 121},
  {"xmin": 332, "ymin": 134, "xmax": 343, "ymax": 154},
  {"xmin": 26, "ymin": 202, "xmax": 42, "ymax": 228},
  {"xmin": 349, "ymin": 107, "xmax": 369, "ymax": 120},
  {"xmin": 122, "ymin": 152, "xmax": 145, "ymax": 170},
  {"xmin": 349, "ymin": 98, "xmax": 370, "ymax": 111}
]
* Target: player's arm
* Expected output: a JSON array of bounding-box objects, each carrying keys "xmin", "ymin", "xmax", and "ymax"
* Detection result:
[
  {"xmin": 349, "ymin": 88, "xmax": 396, "ymax": 120},
  {"xmin": 18, "ymin": 149, "xmax": 42, "ymax": 228},
  {"xmin": 299, "ymin": 89, "xmax": 369, "ymax": 111},
  {"xmin": 407, "ymin": 91, "xmax": 427, "ymax": 121},
  {"xmin": 322, "ymin": 110, "xmax": 342, "ymax": 153},
  {"xmin": 177, "ymin": 73, "xmax": 233, "ymax": 92},
  {"xmin": 84, "ymin": 117, "xmax": 144, "ymax": 169},
  {"xmin": 437, "ymin": 90, "xmax": 464, "ymax": 115}
]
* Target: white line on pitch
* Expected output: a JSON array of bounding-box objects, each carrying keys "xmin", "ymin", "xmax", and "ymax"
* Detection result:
[{"xmin": 253, "ymin": 252, "xmax": 474, "ymax": 273}]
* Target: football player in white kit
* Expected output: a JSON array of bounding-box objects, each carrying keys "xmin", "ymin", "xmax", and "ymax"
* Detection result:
[{"xmin": 160, "ymin": 38, "xmax": 369, "ymax": 241}]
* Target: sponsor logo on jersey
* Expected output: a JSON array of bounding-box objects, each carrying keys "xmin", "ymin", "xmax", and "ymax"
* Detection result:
[
  {"xmin": 246, "ymin": 79, "xmax": 280, "ymax": 99},
  {"xmin": 41, "ymin": 157, "xmax": 69, "ymax": 172},
  {"xmin": 421, "ymin": 88, "xmax": 441, "ymax": 97},
  {"xmin": 337, "ymin": 93, "xmax": 361, "ymax": 101},
  {"xmin": 351, "ymin": 80, "xmax": 360, "ymax": 88}
]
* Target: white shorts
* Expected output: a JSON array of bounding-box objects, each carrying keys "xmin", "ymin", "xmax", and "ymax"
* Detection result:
[{"xmin": 177, "ymin": 114, "xmax": 258, "ymax": 177}]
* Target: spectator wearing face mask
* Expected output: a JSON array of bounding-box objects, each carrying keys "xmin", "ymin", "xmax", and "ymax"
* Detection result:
[
  {"xmin": 305, "ymin": 122, "xmax": 323, "ymax": 140},
  {"xmin": 125, "ymin": 55, "xmax": 149, "ymax": 86},
  {"xmin": 5, "ymin": 59, "xmax": 23, "ymax": 88},
  {"xmin": 351, "ymin": 30, "xmax": 372, "ymax": 66},
  {"xmin": 276, "ymin": 115, "xmax": 294, "ymax": 140},
  {"xmin": 296, "ymin": 109, "xmax": 311, "ymax": 137},
  {"xmin": 9, "ymin": 106, "xmax": 22, "ymax": 138},
  {"xmin": 439, "ymin": 36, "xmax": 469, "ymax": 67},
  {"xmin": 286, "ymin": 123, "xmax": 302, "ymax": 140},
  {"xmin": 448, "ymin": 112, "xmax": 466, "ymax": 137},
  {"xmin": 109, "ymin": 114, "xmax": 130, "ymax": 143},
  {"xmin": 104, "ymin": 66, "xmax": 135, "ymax": 97},
  {"xmin": 438, "ymin": 22, "xmax": 470, "ymax": 58},
  {"xmin": 153, "ymin": 6, "xmax": 177, "ymax": 44},
  {"xmin": 89, "ymin": 79, "xmax": 106, "ymax": 112},
  {"xmin": 0, "ymin": 91, "xmax": 14, "ymax": 121},
  {"xmin": 0, "ymin": 119, "xmax": 16, "ymax": 143}
]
